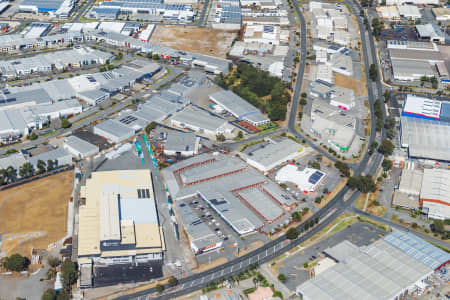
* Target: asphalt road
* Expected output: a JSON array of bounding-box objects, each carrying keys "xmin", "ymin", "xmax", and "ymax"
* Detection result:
[
  {"xmin": 114, "ymin": 2, "xmax": 389, "ymax": 299},
  {"xmin": 0, "ymin": 66, "xmax": 183, "ymax": 156}
]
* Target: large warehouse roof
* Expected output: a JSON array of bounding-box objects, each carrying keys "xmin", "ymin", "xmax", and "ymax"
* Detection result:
[
  {"xmin": 78, "ymin": 169, "xmax": 165, "ymax": 257},
  {"xmin": 400, "ymin": 116, "xmax": 450, "ymax": 162},
  {"xmin": 420, "ymin": 168, "xmax": 450, "ymax": 219},
  {"xmin": 162, "ymin": 153, "xmax": 294, "ymax": 234},
  {"xmin": 402, "ymin": 94, "xmax": 442, "ymax": 120},
  {"xmin": 246, "ymin": 138, "xmax": 303, "ymax": 171},
  {"xmin": 297, "ymin": 231, "xmax": 442, "ymax": 300},
  {"xmin": 383, "ymin": 230, "xmax": 450, "ymax": 270}
]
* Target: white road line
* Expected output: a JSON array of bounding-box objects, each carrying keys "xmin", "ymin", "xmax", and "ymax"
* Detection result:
[
  {"xmin": 190, "ymin": 280, "xmax": 195, "ymax": 287},
  {"xmin": 239, "ymin": 262, "xmax": 242, "ymax": 268},
  {"xmin": 211, "ymin": 273, "xmax": 214, "ymax": 280},
  {"xmin": 265, "ymin": 249, "xmax": 268, "ymax": 256},
  {"xmin": 230, "ymin": 266, "xmax": 234, "ymax": 272},
  {"xmin": 201, "ymin": 277, "xmax": 205, "ymax": 283},
  {"xmin": 221, "ymin": 269, "xmax": 224, "ymax": 276}
]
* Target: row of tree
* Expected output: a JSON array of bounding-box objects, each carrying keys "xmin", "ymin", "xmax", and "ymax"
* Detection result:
[
  {"xmin": 0, "ymin": 159, "xmax": 57, "ymax": 185},
  {"xmin": 215, "ymin": 62, "xmax": 290, "ymax": 121}
]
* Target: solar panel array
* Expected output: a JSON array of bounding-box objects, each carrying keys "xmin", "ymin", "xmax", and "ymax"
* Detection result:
[{"xmin": 309, "ymin": 170, "xmax": 324, "ymax": 184}]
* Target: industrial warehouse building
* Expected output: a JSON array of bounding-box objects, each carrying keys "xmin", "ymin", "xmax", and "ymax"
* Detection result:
[
  {"xmin": 245, "ymin": 138, "xmax": 305, "ymax": 173},
  {"xmin": 0, "ymin": 99, "xmax": 82, "ymax": 142},
  {"xmin": 0, "ymin": 60, "xmax": 161, "ymax": 109},
  {"xmin": 275, "ymin": 165, "xmax": 327, "ymax": 193},
  {"xmin": 297, "ymin": 230, "xmax": 450, "ymax": 300},
  {"xmin": 175, "ymin": 202, "xmax": 222, "ymax": 254},
  {"xmin": 420, "ymin": 169, "xmax": 450, "ymax": 220},
  {"xmin": 28, "ymin": 147, "xmax": 72, "ymax": 169},
  {"xmin": 209, "ymin": 90, "xmax": 270, "ymax": 126},
  {"xmin": 77, "ymin": 169, "xmax": 165, "ymax": 288},
  {"xmin": 310, "ymin": 80, "xmax": 355, "ymax": 111},
  {"xmin": 0, "ymin": 46, "xmax": 114, "ymax": 79},
  {"xmin": 309, "ymin": 100, "xmax": 356, "ymax": 153},
  {"xmin": 392, "ymin": 167, "xmax": 423, "ymax": 210},
  {"xmin": 163, "ymin": 131, "xmax": 200, "ymax": 157},
  {"xmin": 162, "ymin": 153, "xmax": 295, "ymax": 235},
  {"xmin": 171, "ymin": 107, "xmax": 235, "ymax": 136},
  {"xmin": 93, "ymin": 119, "xmax": 135, "ymax": 144},
  {"xmin": 19, "ymin": 0, "xmax": 75, "ymax": 18},
  {"xmin": 64, "ymin": 135, "xmax": 99, "ymax": 159},
  {"xmin": 400, "ymin": 95, "xmax": 450, "ymax": 162}
]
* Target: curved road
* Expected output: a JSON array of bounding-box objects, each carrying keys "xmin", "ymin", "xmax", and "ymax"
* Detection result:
[{"xmin": 115, "ymin": 1, "xmax": 389, "ymax": 300}]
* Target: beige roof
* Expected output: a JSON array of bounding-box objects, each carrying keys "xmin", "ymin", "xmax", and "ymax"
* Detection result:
[{"xmin": 78, "ymin": 169, "xmax": 164, "ymax": 257}]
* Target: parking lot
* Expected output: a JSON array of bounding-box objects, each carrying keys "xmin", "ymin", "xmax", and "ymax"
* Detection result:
[
  {"xmin": 73, "ymin": 128, "xmax": 112, "ymax": 151},
  {"xmin": 178, "ymin": 194, "xmax": 270, "ymax": 268},
  {"xmin": 278, "ymin": 221, "xmax": 387, "ymax": 291}
]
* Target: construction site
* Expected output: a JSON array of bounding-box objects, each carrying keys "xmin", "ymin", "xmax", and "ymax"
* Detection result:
[{"xmin": 149, "ymin": 25, "xmax": 237, "ymax": 58}]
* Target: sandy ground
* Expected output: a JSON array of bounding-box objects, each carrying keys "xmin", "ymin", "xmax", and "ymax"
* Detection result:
[
  {"xmin": 150, "ymin": 25, "xmax": 237, "ymax": 58},
  {"xmin": 234, "ymin": 240, "xmax": 264, "ymax": 257},
  {"xmin": 193, "ymin": 257, "xmax": 228, "ymax": 273},
  {"xmin": 0, "ymin": 171, "xmax": 73, "ymax": 257},
  {"xmin": 335, "ymin": 73, "xmax": 368, "ymax": 97}
]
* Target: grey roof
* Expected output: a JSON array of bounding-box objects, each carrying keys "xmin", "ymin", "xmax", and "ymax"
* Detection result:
[
  {"xmin": 383, "ymin": 231, "xmax": 450, "ymax": 270},
  {"xmin": 172, "ymin": 107, "xmax": 229, "ymax": 133},
  {"xmin": 28, "ymin": 148, "xmax": 71, "ymax": 166},
  {"xmin": 120, "ymin": 193, "xmax": 159, "ymax": 225},
  {"xmin": 164, "ymin": 131, "xmax": 198, "ymax": 152},
  {"xmin": 0, "ymin": 109, "xmax": 28, "ymax": 135},
  {"xmin": 400, "ymin": 116, "xmax": 450, "ymax": 161},
  {"xmin": 94, "ymin": 119, "xmax": 134, "ymax": 138},
  {"xmin": 65, "ymin": 135, "xmax": 99, "ymax": 156},
  {"xmin": 0, "ymin": 152, "xmax": 27, "ymax": 170},
  {"xmin": 161, "ymin": 153, "xmax": 291, "ymax": 234},
  {"xmin": 297, "ymin": 237, "xmax": 433, "ymax": 300},
  {"xmin": 389, "ymin": 48, "xmax": 443, "ymax": 62},
  {"xmin": 176, "ymin": 202, "xmax": 222, "ymax": 250},
  {"xmin": 324, "ymin": 240, "xmax": 360, "ymax": 262},
  {"xmin": 246, "ymin": 138, "xmax": 302, "ymax": 170},
  {"xmin": 0, "ymin": 87, "xmax": 52, "ymax": 109},
  {"xmin": 209, "ymin": 90, "xmax": 262, "ymax": 119},
  {"xmin": 391, "ymin": 59, "xmax": 435, "ymax": 78},
  {"xmin": 238, "ymin": 188, "xmax": 284, "ymax": 221}
]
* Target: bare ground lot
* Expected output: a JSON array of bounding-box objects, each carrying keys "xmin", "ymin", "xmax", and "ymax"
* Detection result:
[
  {"xmin": 0, "ymin": 171, "xmax": 73, "ymax": 257},
  {"xmin": 150, "ymin": 25, "xmax": 237, "ymax": 58},
  {"xmin": 335, "ymin": 73, "xmax": 368, "ymax": 97}
]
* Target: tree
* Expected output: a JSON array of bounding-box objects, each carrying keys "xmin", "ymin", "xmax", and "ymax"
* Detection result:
[
  {"xmin": 383, "ymin": 90, "xmax": 390, "ymax": 103},
  {"xmin": 5, "ymin": 165, "xmax": 16, "ymax": 183},
  {"xmin": 29, "ymin": 132, "xmax": 38, "ymax": 140},
  {"xmin": 299, "ymin": 98, "xmax": 307, "ymax": 106},
  {"xmin": 0, "ymin": 168, "xmax": 6, "ymax": 185},
  {"xmin": 291, "ymin": 211, "xmax": 302, "ymax": 221},
  {"xmin": 378, "ymin": 139, "xmax": 394, "ymax": 155},
  {"xmin": 431, "ymin": 76, "xmax": 438, "ymax": 89},
  {"xmin": 47, "ymin": 256, "xmax": 60, "ymax": 268},
  {"xmin": 216, "ymin": 134, "xmax": 226, "ymax": 142},
  {"xmin": 37, "ymin": 160, "xmax": 46, "ymax": 175},
  {"xmin": 237, "ymin": 131, "xmax": 243, "ymax": 139},
  {"xmin": 145, "ymin": 122, "xmax": 157, "ymax": 134},
  {"xmin": 60, "ymin": 259, "xmax": 77, "ymax": 291},
  {"xmin": 152, "ymin": 54, "xmax": 160, "ymax": 60},
  {"xmin": 61, "ymin": 118, "xmax": 71, "ymax": 129},
  {"xmin": 19, "ymin": 162, "xmax": 33, "ymax": 178},
  {"xmin": 432, "ymin": 219, "xmax": 445, "ymax": 234},
  {"xmin": 369, "ymin": 64, "xmax": 377, "ymax": 81},
  {"xmin": 168, "ymin": 276, "xmax": 178, "ymax": 287},
  {"xmin": 47, "ymin": 160, "xmax": 55, "ymax": 172},
  {"xmin": 2, "ymin": 253, "xmax": 30, "ymax": 272},
  {"xmin": 277, "ymin": 273, "xmax": 287, "ymax": 282},
  {"xmin": 41, "ymin": 289, "xmax": 57, "ymax": 300},
  {"xmin": 347, "ymin": 175, "xmax": 377, "ymax": 193},
  {"xmin": 155, "ymin": 284, "xmax": 164, "ymax": 293},
  {"xmin": 335, "ymin": 161, "xmax": 350, "ymax": 177},
  {"xmin": 382, "ymin": 159, "xmax": 392, "ymax": 171},
  {"xmin": 286, "ymin": 228, "xmax": 299, "ymax": 240},
  {"xmin": 303, "ymin": 262, "xmax": 308, "ymax": 268},
  {"xmin": 371, "ymin": 18, "xmax": 382, "ymax": 37}
]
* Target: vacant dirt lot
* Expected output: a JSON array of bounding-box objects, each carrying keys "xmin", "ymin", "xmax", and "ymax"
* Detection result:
[
  {"xmin": 0, "ymin": 171, "xmax": 73, "ymax": 257},
  {"xmin": 150, "ymin": 25, "xmax": 237, "ymax": 58},
  {"xmin": 335, "ymin": 73, "xmax": 368, "ymax": 97}
]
